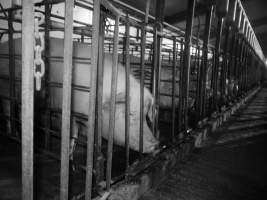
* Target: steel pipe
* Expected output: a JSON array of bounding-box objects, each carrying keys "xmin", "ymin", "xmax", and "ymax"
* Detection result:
[
  {"xmin": 182, "ymin": 0, "xmax": 195, "ymax": 131},
  {"xmin": 211, "ymin": 17, "xmax": 224, "ymax": 111},
  {"xmin": 21, "ymin": 0, "xmax": 34, "ymax": 199},
  {"xmin": 60, "ymin": 0, "xmax": 74, "ymax": 200},
  {"xmin": 85, "ymin": 0, "xmax": 100, "ymax": 199},
  {"xmin": 124, "ymin": 16, "xmax": 130, "ymax": 169},
  {"xmin": 106, "ymin": 14, "xmax": 120, "ymax": 191}
]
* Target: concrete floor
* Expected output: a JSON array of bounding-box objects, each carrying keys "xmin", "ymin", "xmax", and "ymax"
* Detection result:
[
  {"xmin": 1, "ymin": 87, "xmax": 267, "ymax": 200},
  {"xmin": 140, "ymin": 87, "xmax": 267, "ymax": 200}
]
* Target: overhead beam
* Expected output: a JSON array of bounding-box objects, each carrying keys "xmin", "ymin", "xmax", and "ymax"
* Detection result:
[{"xmin": 165, "ymin": 4, "xmax": 206, "ymax": 24}]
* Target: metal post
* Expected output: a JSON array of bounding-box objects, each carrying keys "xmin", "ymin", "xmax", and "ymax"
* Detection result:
[
  {"xmin": 21, "ymin": 0, "xmax": 34, "ymax": 200},
  {"xmin": 195, "ymin": 44, "xmax": 201, "ymax": 116},
  {"xmin": 182, "ymin": 0, "xmax": 195, "ymax": 131},
  {"xmin": 197, "ymin": 6, "xmax": 213, "ymax": 120},
  {"xmin": 232, "ymin": 5, "xmax": 241, "ymax": 97},
  {"xmin": 211, "ymin": 17, "xmax": 224, "ymax": 111},
  {"xmin": 60, "ymin": 0, "xmax": 74, "ymax": 200},
  {"xmin": 171, "ymin": 37, "xmax": 177, "ymax": 142},
  {"xmin": 106, "ymin": 15, "xmax": 120, "ymax": 191},
  {"xmin": 139, "ymin": 0, "xmax": 150, "ymax": 154},
  {"xmin": 85, "ymin": 0, "xmax": 100, "ymax": 198},
  {"xmin": 152, "ymin": 0, "xmax": 165, "ymax": 139},
  {"xmin": 44, "ymin": 0, "xmax": 51, "ymax": 150},
  {"xmin": 95, "ymin": 14, "xmax": 105, "ymax": 185},
  {"xmin": 139, "ymin": 23, "xmax": 146, "ymax": 153},
  {"xmin": 178, "ymin": 40, "xmax": 184, "ymax": 132},
  {"xmin": 125, "ymin": 17, "xmax": 130, "ymax": 169},
  {"xmin": 221, "ymin": 23, "xmax": 230, "ymax": 98},
  {"xmin": 8, "ymin": 10, "xmax": 16, "ymax": 137}
]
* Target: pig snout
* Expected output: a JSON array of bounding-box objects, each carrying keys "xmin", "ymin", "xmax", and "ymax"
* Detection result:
[
  {"xmin": 142, "ymin": 96, "xmax": 159, "ymax": 154},
  {"xmin": 143, "ymin": 135, "xmax": 159, "ymax": 153}
]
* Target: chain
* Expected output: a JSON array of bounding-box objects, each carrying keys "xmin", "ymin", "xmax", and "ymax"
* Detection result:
[{"xmin": 34, "ymin": 12, "xmax": 45, "ymax": 91}]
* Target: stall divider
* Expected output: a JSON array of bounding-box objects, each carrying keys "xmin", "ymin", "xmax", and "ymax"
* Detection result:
[
  {"xmin": 85, "ymin": 0, "xmax": 100, "ymax": 199},
  {"xmin": 59, "ymin": 0, "xmax": 74, "ymax": 199},
  {"xmin": 21, "ymin": 0, "xmax": 35, "ymax": 199},
  {"xmin": 106, "ymin": 14, "xmax": 120, "ymax": 191}
]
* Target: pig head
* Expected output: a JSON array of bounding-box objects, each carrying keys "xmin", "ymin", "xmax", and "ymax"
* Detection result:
[{"xmin": 96, "ymin": 56, "xmax": 159, "ymax": 153}]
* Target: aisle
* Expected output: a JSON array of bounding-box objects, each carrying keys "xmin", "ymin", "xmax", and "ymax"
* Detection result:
[{"xmin": 140, "ymin": 87, "xmax": 267, "ymax": 200}]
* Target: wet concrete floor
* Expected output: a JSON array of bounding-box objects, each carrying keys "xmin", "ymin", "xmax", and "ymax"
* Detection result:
[{"xmin": 140, "ymin": 87, "xmax": 267, "ymax": 200}]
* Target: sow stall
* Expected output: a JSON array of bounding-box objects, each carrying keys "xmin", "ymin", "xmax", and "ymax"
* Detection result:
[{"xmin": 0, "ymin": 0, "xmax": 266, "ymax": 200}]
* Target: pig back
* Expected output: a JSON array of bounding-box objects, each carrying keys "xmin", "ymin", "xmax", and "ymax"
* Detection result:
[{"xmin": 0, "ymin": 37, "xmax": 129, "ymax": 117}]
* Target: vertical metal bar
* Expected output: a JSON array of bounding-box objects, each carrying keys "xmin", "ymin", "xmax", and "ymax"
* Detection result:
[
  {"xmin": 139, "ymin": 23, "xmax": 145, "ymax": 154},
  {"xmin": 243, "ymin": 45, "xmax": 249, "ymax": 91},
  {"xmin": 195, "ymin": 44, "xmax": 201, "ymax": 116},
  {"xmin": 233, "ymin": 36, "xmax": 241, "ymax": 96},
  {"xmin": 125, "ymin": 17, "xmax": 130, "ymax": 169},
  {"xmin": 8, "ymin": 10, "xmax": 16, "ymax": 137},
  {"xmin": 171, "ymin": 37, "xmax": 177, "ymax": 142},
  {"xmin": 238, "ymin": 20, "xmax": 247, "ymax": 93},
  {"xmin": 85, "ymin": 0, "xmax": 100, "ymax": 199},
  {"xmin": 152, "ymin": 32, "xmax": 158, "ymax": 136},
  {"xmin": 197, "ymin": 7, "xmax": 213, "ymax": 120},
  {"xmin": 145, "ymin": 0, "xmax": 151, "ymax": 24},
  {"xmin": 95, "ymin": 14, "xmax": 105, "ymax": 185},
  {"xmin": 44, "ymin": 0, "xmax": 51, "ymax": 150},
  {"xmin": 106, "ymin": 15, "xmax": 120, "ymax": 191},
  {"xmin": 227, "ymin": 29, "xmax": 235, "ymax": 83},
  {"xmin": 60, "ymin": 0, "xmax": 74, "ymax": 200},
  {"xmin": 182, "ymin": 0, "xmax": 195, "ymax": 131},
  {"xmin": 232, "ymin": 5, "xmax": 241, "ymax": 96},
  {"xmin": 152, "ymin": 0, "xmax": 165, "ymax": 139},
  {"xmin": 178, "ymin": 40, "xmax": 184, "ymax": 132},
  {"xmin": 241, "ymin": 45, "xmax": 248, "ymax": 92},
  {"xmin": 211, "ymin": 17, "xmax": 223, "ymax": 111},
  {"xmin": 138, "ymin": 0, "xmax": 150, "ymax": 153},
  {"xmin": 21, "ymin": 0, "xmax": 34, "ymax": 200},
  {"xmin": 221, "ymin": 24, "xmax": 230, "ymax": 98}
]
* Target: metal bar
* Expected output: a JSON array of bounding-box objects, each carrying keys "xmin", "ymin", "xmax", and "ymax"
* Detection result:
[
  {"xmin": 178, "ymin": 40, "xmax": 184, "ymax": 132},
  {"xmin": 125, "ymin": 16, "xmax": 130, "ymax": 170},
  {"xmin": 237, "ymin": 39, "xmax": 244, "ymax": 94},
  {"xmin": 0, "ymin": 3, "xmax": 7, "ymax": 17},
  {"xmin": 152, "ymin": 0, "xmax": 165, "ymax": 139},
  {"xmin": 195, "ymin": 44, "xmax": 201, "ymax": 114},
  {"xmin": 211, "ymin": 17, "xmax": 223, "ymax": 111},
  {"xmin": 145, "ymin": 0, "xmax": 151, "ymax": 24},
  {"xmin": 139, "ymin": 23, "xmax": 146, "ymax": 154},
  {"xmin": 232, "ymin": 6, "xmax": 242, "ymax": 95},
  {"xmin": 152, "ymin": 31, "xmax": 158, "ymax": 136},
  {"xmin": 95, "ymin": 14, "xmax": 105, "ymax": 185},
  {"xmin": 100, "ymin": 0, "xmax": 123, "ymax": 16},
  {"xmin": 21, "ymin": 0, "xmax": 34, "ymax": 200},
  {"xmin": 106, "ymin": 15, "xmax": 120, "ymax": 191},
  {"xmin": 59, "ymin": 0, "xmax": 74, "ymax": 200},
  {"xmin": 221, "ymin": 24, "xmax": 230, "ymax": 98},
  {"xmin": 182, "ymin": 0, "xmax": 195, "ymax": 131},
  {"xmin": 171, "ymin": 37, "xmax": 177, "ymax": 142},
  {"xmin": 8, "ymin": 11, "xmax": 16, "ymax": 138},
  {"xmin": 44, "ymin": 0, "xmax": 51, "ymax": 150},
  {"xmin": 85, "ymin": 0, "xmax": 100, "ymax": 199},
  {"xmin": 228, "ymin": 28, "xmax": 236, "ymax": 82}
]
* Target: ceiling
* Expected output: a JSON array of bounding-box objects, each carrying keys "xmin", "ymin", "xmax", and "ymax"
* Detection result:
[
  {"xmin": 242, "ymin": 0, "xmax": 267, "ymax": 57},
  {"xmin": 121, "ymin": 0, "xmax": 267, "ymax": 57}
]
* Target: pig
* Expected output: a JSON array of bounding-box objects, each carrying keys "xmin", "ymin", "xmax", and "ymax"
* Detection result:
[{"xmin": 0, "ymin": 37, "xmax": 159, "ymax": 154}]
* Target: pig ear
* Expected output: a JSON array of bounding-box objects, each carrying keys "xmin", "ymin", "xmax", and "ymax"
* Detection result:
[{"xmin": 116, "ymin": 92, "xmax": 125, "ymax": 104}]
